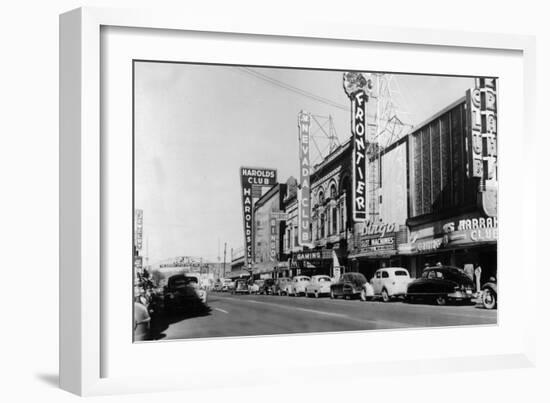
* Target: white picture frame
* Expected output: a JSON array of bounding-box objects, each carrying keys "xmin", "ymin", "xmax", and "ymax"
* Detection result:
[{"xmin": 60, "ymin": 7, "xmax": 537, "ymax": 396}]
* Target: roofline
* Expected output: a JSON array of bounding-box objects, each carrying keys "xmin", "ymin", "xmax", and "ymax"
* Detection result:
[{"xmin": 409, "ymin": 95, "xmax": 467, "ymax": 135}]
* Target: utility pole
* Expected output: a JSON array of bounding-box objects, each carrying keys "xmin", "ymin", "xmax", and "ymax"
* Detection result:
[{"xmin": 223, "ymin": 242, "xmax": 227, "ymax": 278}]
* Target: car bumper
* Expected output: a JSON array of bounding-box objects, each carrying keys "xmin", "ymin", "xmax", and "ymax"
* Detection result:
[
  {"xmin": 447, "ymin": 291, "xmax": 474, "ymax": 300},
  {"xmin": 317, "ymin": 287, "xmax": 330, "ymax": 294}
]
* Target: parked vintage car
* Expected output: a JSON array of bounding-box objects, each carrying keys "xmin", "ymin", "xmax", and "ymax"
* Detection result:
[
  {"xmin": 289, "ymin": 275, "xmax": 311, "ymax": 296},
  {"xmin": 224, "ymin": 280, "xmax": 236, "ymax": 292},
  {"xmin": 305, "ymin": 275, "xmax": 332, "ymax": 298},
  {"xmin": 232, "ymin": 278, "xmax": 249, "ymax": 294},
  {"xmin": 480, "ymin": 277, "xmax": 497, "ymax": 309},
  {"xmin": 274, "ymin": 277, "xmax": 293, "ymax": 296},
  {"xmin": 330, "ymin": 272, "xmax": 368, "ymax": 300},
  {"xmin": 259, "ymin": 278, "xmax": 275, "ymax": 295},
  {"xmin": 406, "ymin": 266, "xmax": 475, "ymax": 305},
  {"xmin": 370, "ymin": 267, "xmax": 412, "ymax": 302},
  {"xmin": 163, "ymin": 274, "xmax": 207, "ymax": 313},
  {"xmin": 248, "ymin": 280, "xmax": 262, "ymax": 294}
]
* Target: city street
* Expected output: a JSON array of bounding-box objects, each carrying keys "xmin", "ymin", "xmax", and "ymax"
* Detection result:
[{"xmin": 149, "ymin": 293, "xmax": 497, "ymax": 341}]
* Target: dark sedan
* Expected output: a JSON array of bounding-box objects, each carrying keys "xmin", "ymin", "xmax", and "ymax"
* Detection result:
[
  {"xmin": 259, "ymin": 278, "xmax": 275, "ymax": 295},
  {"xmin": 330, "ymin": 272, "xmax": 367, "ymax": 300},
  {"xmin": 406, "ymin": 266, "xmax": 475, "ymax": 305},
  {"xmin": 232, "ymin": 278, "xmax": 249, "ymax": 294},
  {"xmin": 163, "ymin": 274, "xmax": 207, "ymax": 313}
]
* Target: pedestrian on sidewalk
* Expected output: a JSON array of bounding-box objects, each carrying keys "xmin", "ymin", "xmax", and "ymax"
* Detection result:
[
  {"xmin": 474, "ymin": 263, "xmax": 483, "ymax": 295},
  {"xmin": 464, "ymin": 263, "xmax": 474, "ymax": 282}
]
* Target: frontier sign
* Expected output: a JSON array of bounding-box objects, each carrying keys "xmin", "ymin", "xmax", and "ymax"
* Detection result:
[
  {"xmin": 240, "ymin": 167, "xmax": 277, "ymax": 269},
  {"xmin": 297, "ymin": 110, "xmax": 313, "ymax": 246},
  {"xmin": 343, "ymin": 72, "xmax": 371, "ymax": 222}
]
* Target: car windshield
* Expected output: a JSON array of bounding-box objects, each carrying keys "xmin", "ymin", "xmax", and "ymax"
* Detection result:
[
  {"xmin": 317, "ymin": 277, "xmax": 331, "ymax": 282},
  {"xmin": 300, "ymin": 278, "xmax": 309, "ymax": 282},
  {"xmin": 169, "ymin": 276, "xmax": 195, "ymax": 288},
  {"xmin": 346, "ymin": 273, "xmax": 366, "ymax": 284},
  {"xmin": 394, "ymin": 270, "xmax": 408, "ymax": 276}
]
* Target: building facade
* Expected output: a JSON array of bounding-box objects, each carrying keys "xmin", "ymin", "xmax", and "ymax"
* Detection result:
[
  {"xmin": 252, "ymin": 182, "xmax": 287, "ymax": 279},
  {"xmin": 250, "ymin": 79, "xmax": 497, "ymax": 284},
  {"xmin": 403, "ymin": 79, "xmax": 498, "ymax": 283}
]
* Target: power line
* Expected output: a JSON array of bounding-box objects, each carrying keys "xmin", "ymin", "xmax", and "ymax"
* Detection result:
[{"xmin": 236, "ymin": 67, "xmax": 349, "ymax": 112}]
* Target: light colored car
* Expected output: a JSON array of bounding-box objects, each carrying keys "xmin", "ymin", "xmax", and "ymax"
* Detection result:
[
  {"xmin": 289, "ymin": 275, "xmax": 311, "ymax": 296},
  {"xmin": 186, "ymin": 275, "xmax": 207, "ymax": 303},
  {"xmin": 370, "ymin": 267, "xmax": 412, "ymax": 302},
  {"xmin": 274, "ymin": 277, "xmax": 292, "ymax": 296},
  {"xmin": 305, "ymin": 275, "xmax": 333, "ymax": 298},
  {"xmin": 248, "ymin": 280, "xmax": 262, "ymax": 294}
]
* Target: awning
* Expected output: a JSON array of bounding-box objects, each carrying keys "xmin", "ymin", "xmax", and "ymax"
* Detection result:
[{"xmin": 226, "ymin": 270, "xmax": 250, "ymax": 279}]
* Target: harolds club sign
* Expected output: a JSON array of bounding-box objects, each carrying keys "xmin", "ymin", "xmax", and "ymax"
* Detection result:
[
  {"xmin": 297, "ymin": 111, "xmax": 313, "ymax": 246},
  {"xmin": 240, "ymin": 167, "xmax": 277, "ymax": 269},
  {"xmin": 343, "ymin": 72, "xmax": 371, "ymax": 222}
]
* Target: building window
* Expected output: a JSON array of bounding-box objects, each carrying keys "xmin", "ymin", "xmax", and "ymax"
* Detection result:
[
  {"xmin": 320, "ymin": 214, "xmax": 325, "ymax": 238},
  {"xmin": 332, "ymin": 206, "xmax": 338, "ymax": 235},
  {"xmin": 311, "ymin": 218, "xmax": 319, "ymax": 239},
  {"xmin": 340, "ymin": 201, "xmax": 345, "ymax": 232},
  {"xmin": 285, "ymin": 228, "xmax": 292, "ymax": 249},
  {"xmin": 330, "ymin": 184, "xmax": 337, "ymax": 200}
]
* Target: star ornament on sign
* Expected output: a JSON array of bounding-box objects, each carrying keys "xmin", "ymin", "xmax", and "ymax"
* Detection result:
[{"xmin": 343, "ymin": 72, "xmax": 373, "ymax": 99}]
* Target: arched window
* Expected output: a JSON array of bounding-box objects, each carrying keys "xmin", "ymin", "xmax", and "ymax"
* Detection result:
[
  {"xmin": 330, "ymin": 183, "xmax": 337, "ymax": 200},
  {"xmin": 341, "ymin": 175, "xmax": 351, "ymax": 231},
  {"xmin": 318, "ymin": 190, "xmax": 324, "ymax": 205}
]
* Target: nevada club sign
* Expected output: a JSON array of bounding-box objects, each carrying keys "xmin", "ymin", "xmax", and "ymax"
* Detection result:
[{"xmin": 297, "ymin": 111, "xmax": 313, "ymax": 246}]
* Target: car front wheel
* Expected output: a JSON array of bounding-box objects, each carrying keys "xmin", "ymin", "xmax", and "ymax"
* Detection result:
[
  {"xmin": 381, "ymin": 289, "xmax": 390, "ymax": 302},
  {"xmin": 482, "ymin": 289, "xmax": 497, "ymax": 309},
  {"xmin": 435, "ymin": 295, "xmax": 447, "ymax": 305}
]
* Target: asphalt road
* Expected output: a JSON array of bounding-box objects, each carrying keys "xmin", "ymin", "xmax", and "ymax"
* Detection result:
[{"xmin": 149, "ymin": 292, "xmax": 497, "ymax": 341}]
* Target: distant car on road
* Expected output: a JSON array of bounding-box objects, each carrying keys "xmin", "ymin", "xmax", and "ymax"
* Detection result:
[
  {"xmin": 163, "ymin": 274, "xmax": 207, "ymax": 313},
  {"xmin": 274, "ymin": 277, "xmax": 292, "ymax": 296},
  {"xmin": 289, "ymin": 276, "xmax": 311, "ymax": 296},
  {"xmin": 406, "ymin": 266, "xmax": 475, "ymax": 305},
  {"xmin": 330, "ymin": 272, "xmax": 368, "ymax": 300},
  {"xmin": 259, "ymin": 278, "xmax": 275, "ymax": 295},
  {"xmin": 370, "ymin": 267, "xmax": 412, "ymax": 302},
  {"xmin": 233, "ymin": 278, "xmax": 249, "ymax": 294},
  {"xmin": 480, "ymin": 277, "xmax": 497, "ymax": 309},
  {"xmin": 220, "ymin": 278, "xmax": 234, "ymax": 292},
  {"xmin": 305, "ymin": 275, "xmax": 332, "ymax": 298}
]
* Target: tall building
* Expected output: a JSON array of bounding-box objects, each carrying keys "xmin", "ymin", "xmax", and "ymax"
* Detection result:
[
  {"xmin": 252, "ymin": 182, "xmax": 287, "ymax": 279},
  {"xmin": 403, "ymin": 79, "xmax": 498, "ymax": 282}
]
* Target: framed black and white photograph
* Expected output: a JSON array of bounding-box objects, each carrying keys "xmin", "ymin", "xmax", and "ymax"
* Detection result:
[
  {"xmin": 132, "ymin": 62, "xmax": 499, "ymax": 342},
  {"xmin": 59, "ymin": 7, "xmax": 537, "ymax": 396}
]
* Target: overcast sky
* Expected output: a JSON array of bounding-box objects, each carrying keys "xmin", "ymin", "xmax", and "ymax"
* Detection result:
[{"xmin": 134, "ymin": 62, "xmax": 474, "ymax": 264}]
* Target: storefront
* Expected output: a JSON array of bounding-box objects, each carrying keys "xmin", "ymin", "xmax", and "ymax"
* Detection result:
[
  {"xmin": 404, "ymin": 213, "xmax": 497, "ymax": 282},
  {"xmin": 348, "ymin": 223, "xmax": 408, "ymax": 281},
  {"xmin": 287, "ymin": 248, "xmax": 345, "ymax": 278}
]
